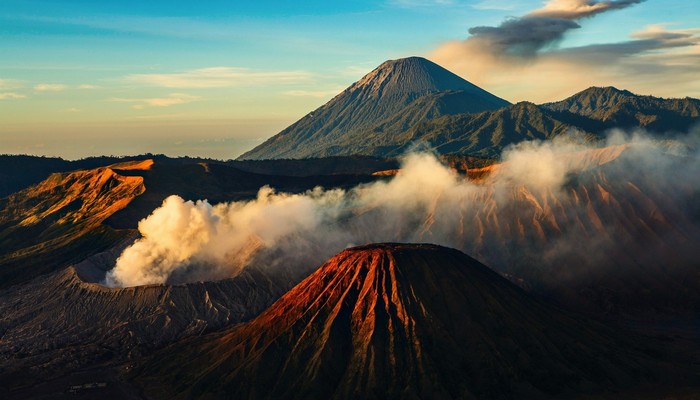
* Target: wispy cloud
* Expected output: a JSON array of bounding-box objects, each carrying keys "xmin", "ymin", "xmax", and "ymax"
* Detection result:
[
  {"xmin": 283, "ymin": 88, "xmax": 345, "ymax": 98},
  {"xmin": 530, "ymin": 0, "xmax": 645, "ymax": 19},
  {"xmin": 429, "ymin": 0, "xmax": 700, "ymax": 102},
  {"xmin": 34, "ymin": 83, "xmax": 68, "ymax": 92},
  {"xmin": 19, "ymin": 15, "xmax": 240, "ymax": 40},
  {"xmin": 109, "ymin": 93, "xmax": 202, "ymax": 109},
  {"xmin": 125, "ymin": 67, "xmax": 313, "ymax": 89},
  {"xmin": 466, "ymin": 0, "xmax": 645, "ymax": 58},
  {"xmin": 78, "ymin": 84, "xmax": 99, "ymax": 89},
  {"xmin": 0, "ymin": 79, "xmax": 24, "ymax": 90},
  {"xmin": 0, "ymin": 92, "xmax": 26, "ymax": 100}
]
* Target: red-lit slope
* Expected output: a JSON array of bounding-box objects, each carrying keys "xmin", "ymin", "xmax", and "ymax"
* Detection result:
[
  {"xmin": 137, "ymin": 244, "xmax": 663, "ymax": 400},
  {"xmin": 0, "ymin": 161, "xmax": 148, "ymax": 287}
]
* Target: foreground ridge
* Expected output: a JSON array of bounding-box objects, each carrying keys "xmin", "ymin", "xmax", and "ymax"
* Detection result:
[{"xmin": 136, "ymin": 243, "xmax": 670, "ymax": 400}]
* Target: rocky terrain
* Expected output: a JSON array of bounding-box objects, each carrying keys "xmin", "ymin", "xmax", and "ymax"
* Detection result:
[
  {"xmin": 134, "ymin": 244, "xmax": 699, "ymax": 399},
  {"xmin": 0, "ymin": 251, "xmax": 285, "ymax": 393},
  {"xmin": 0, "ymin": 160, "xmax": 148, "ymax": 288}
]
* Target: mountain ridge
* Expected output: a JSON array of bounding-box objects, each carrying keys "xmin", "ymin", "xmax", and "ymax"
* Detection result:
[
  {"xmin": 238, "ymin": 58, "xmax": 699, "ymax": 160},
  {"xmin": 541, "ymin": 86, "xmax": 700, "ymax": 131}
]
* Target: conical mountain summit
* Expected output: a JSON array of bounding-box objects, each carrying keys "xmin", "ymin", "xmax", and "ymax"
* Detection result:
[
  {"xmin": 136, "ymin": 243, "xmax": 655, "ymax": 399},
  {"xmin": 238, "ymin": 57, "xmax": 510, "ymax": 160}
]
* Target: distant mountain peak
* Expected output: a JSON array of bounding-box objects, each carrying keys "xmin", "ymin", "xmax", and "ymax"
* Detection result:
[
  {"xmin": 238, "ymin": 57, "xmax": 509, "ymax": 160},
  {"xmin": 579, "ymin": 86, "xmax": 634, "ymax": 96},
  {"xmin": 541, "ymin": 86, "xmax": 700, "ymax": 126},
  {"xmin": 350, "ymin": 56, "xmax": 483, "ymax": 99}
]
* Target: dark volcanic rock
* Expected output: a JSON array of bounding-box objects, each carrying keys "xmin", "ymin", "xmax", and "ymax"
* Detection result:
[
  {"xmin": 135, "ymin": 244, "xmax": 672, "ymax": 400},
  {"xmin": 0, "ymin": 251, "xmax": 287, "ymax": 393}
]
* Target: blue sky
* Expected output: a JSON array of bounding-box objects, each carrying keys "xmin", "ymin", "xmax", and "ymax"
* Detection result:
[{"xmin": 1, "ymin": 0, "xmax": 698, "ymax": 159}]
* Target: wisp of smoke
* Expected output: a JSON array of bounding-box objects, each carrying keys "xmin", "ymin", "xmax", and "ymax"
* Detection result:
[{"xmin": 105, "ymin": 131, "xmax": 700, "ymax": 292}]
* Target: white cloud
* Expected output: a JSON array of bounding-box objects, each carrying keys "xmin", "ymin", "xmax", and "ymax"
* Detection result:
[
  {"xmin": 0, "ymin": 92, "xmax": 26, "ymax": 100},
  {"xmin": 109, "ymin": 93, "xmax": 202, "ymax": 109},
  {"xmin": 125, "ymin": 67, "xmax": 313, "ymax": 89},
  {"xmin": 0, "ymin": 79, "xmax": 24, "ymax": 90},
  {"xmin": 430, "ymin": 0, "xmax": 700, "ymax": 102},
  {"xmin": 78, "ymin": 84, "xmax": 99, "ymax": 89},
  {"xmin": 34, "ymin": 83, "xmax": 68, "ymax": 92}
]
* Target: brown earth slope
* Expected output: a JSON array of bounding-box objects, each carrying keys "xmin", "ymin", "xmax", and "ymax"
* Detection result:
[
  {"xmin": 0, "ymin": 158, "xmax": 382, "ymax": 288},
  {"xmin": 135, "ymin": 244, "xmax": 695, "ymax": 400},
  {"xmin": 0, "ymin": 161, "xmax": 148, "ymax": 288}
]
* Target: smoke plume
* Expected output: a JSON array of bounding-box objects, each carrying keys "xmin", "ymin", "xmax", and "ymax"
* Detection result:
[{"xmin": 105, "ymin": 131, "xmax": 700, "ymax": 297}]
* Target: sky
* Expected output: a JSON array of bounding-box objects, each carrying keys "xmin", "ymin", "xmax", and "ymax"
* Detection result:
[{"xmin": 1, "ymin": 0, "xmax": 698, "ymax": 159}]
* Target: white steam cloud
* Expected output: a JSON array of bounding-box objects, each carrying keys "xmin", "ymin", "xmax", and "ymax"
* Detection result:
[{"xmin": 105, "ymin": 131, "xmax": 700, "ymax": 290}]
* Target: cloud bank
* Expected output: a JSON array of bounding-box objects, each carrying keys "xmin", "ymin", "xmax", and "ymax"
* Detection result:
[
  {"xmin": 0, "ymin": 92, "xmax": 26, "ymax": 100},
  {"xmin": 105, "ymin": 131, "xmax": 700, "ymax": 290},
  {"xmin": 34, "ymin": 83, "xmax": 68, "ymax": 92},
  {"xmin": 429, "ymin": 0, "xmax": 700, "ymax": 102},
  {"xmin": 126, "ymin": 67, "xmax": 313, "ymax": 89},
  {"xmin": 109, "ymin": 93, "xmax": 202, "ymax": 109}
]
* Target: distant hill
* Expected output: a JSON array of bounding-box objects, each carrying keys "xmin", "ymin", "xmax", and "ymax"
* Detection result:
[
  {"xmin": 0, "ymin": 154, "xmax": 400, "ymax": 198},
  {"xmin": 403, "ymin": 88, "xmax": 700, "ymax": 158},
  {"xmin": 238, "ymin": 57, "xmax": 510, "ymax": 160},
  {"xmin": 540, "ymin": 86, "xmax": 700, "ymax": 133},
  {"xmin": 0, "ymin": 155, "xmax": 73, "ymax": 198},
  {"xmin": 229, "ymin": 155, "xmax": 398, "ymax": 177},
  {"xmin": 0, "ymin": 154, "xmax": 204, "ymax": 198}
]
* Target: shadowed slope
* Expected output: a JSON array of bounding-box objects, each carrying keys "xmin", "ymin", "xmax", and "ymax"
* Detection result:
[
  {"xmin": 136, "ymin": 244, "xmax": 669, "ymax": 400},
  {"xmin": 373, "ymin": 101, "xmax": 593, "ymax": 157},
  {"xmin": 0, "ymin": 245, "xmax": 287, "ymax": 394}
]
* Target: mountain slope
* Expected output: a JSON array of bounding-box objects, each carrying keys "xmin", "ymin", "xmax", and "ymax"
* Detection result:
[
  {"xmin": 0, "ymin": 161, "xmax": 148, "ymax": 288},
  {"xmin": 0, "ymin": 246, "xmax": 287, "ymax": 394},
  {"xmin": 104, "ymin": 159, "xmax": 379, "ymax": 229},
  {"xmin": 135, "ymin": 244, "xmax": 666, "ymax": 400},
  {"xmin": 0, "ymin": 157, "xmax": 382, "ymax": 288},
  {"xmin": 348, "ymin": 88, "xmax": 699, "ymax": 158},
  {"xmin": 240, "ymin": 72, "xmax": 698, "ymax": 160},
  {"xmin": 238, "ymin": 57, "xmax": 509, "ymax": 160},
  {"xmin": 357, "ymin": 101, "xmax": 595, "ymax": 157},
  {"xmin": 541, "ymin": 86, "xmax": 700, "ymax": 132}
]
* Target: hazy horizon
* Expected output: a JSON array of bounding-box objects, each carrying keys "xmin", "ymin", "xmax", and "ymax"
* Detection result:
[{"xmin": 2, "ymin": 0, "xmax": 699, "ymax": 159}]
